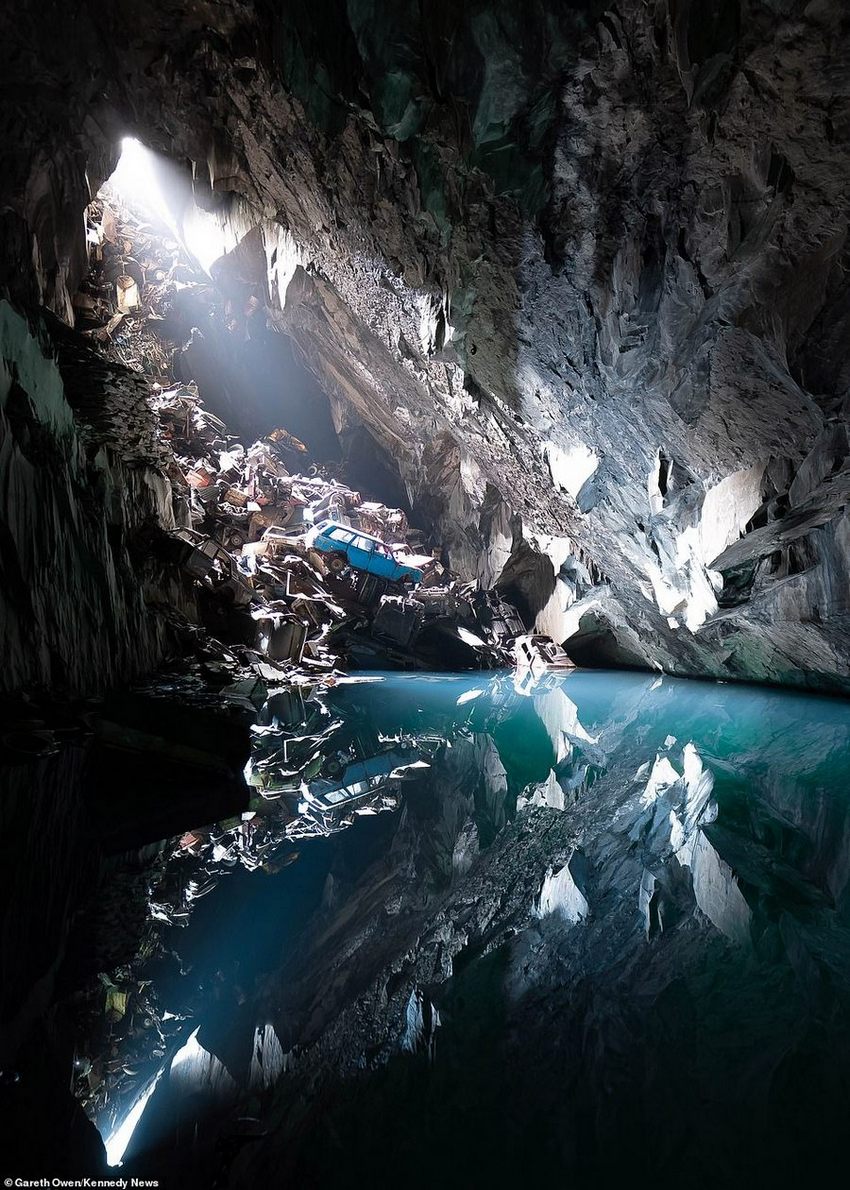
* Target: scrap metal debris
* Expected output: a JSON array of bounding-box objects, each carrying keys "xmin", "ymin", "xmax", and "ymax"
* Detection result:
[{"xmin": 73, "ymin": 183, "xmax": 572, "ymax": 688}]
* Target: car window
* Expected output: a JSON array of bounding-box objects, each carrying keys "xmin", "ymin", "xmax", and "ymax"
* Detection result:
[
  {"xmin": 330, "ymin": 528, "xmax": 354, "ymax": 543},
  {"xmin": 352, "ymin": 535, "xmax": 373, "ymax": 551}
]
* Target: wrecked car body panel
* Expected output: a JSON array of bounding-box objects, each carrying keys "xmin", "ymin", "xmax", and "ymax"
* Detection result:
[{"xmin": 308, "ymin": 520, "xmax": 424, "ymax": 585}]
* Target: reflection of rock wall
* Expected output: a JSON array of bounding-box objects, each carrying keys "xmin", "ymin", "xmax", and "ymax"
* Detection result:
[
  {"xmin": 229, "ymin": 675, "xmax": 850, "ymax": 1186},
  {"xmin": 691, "ymin": 830, "xmax": 752, "ymax": 947}
]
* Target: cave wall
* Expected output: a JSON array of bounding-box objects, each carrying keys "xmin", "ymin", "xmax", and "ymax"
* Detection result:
[
  {"xmin": 0, "ymin": 302, "xmax": 186, "ymax": 694},
  {"xmin": 3, "ymin": 0, "xmax": 850, "ymax": 689}
]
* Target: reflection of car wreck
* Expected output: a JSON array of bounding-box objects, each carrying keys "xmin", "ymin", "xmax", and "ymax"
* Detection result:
[
  {"xmin": 246, "ymin": 703, "xmax": 432, "ymax": 835},
  {"xmin": 300, "ymin": 745, "xmax": 425, "ymax": 816}
]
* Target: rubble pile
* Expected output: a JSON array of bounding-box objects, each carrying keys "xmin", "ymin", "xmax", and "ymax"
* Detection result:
[
  {"xmin": 76, "ymin": 189, "xmax": 207, "ymax": 379},
  {"xmin": 335, "ymin": 585, "xmax": 522, "ymax": 670},
  {"xmin": 72, "ymin": 184, "xmax": 573, "ymax": 683}
]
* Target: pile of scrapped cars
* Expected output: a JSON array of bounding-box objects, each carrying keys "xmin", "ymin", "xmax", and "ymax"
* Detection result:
[
  {"xmin": 76, "ymin": 179, "xmax": 572, "ymax": 682},
  {"xmin": 148, "ymin": 378, "xmax": 571, "ymax": 677}
]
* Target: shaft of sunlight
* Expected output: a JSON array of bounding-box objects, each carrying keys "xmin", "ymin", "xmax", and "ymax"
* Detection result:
[
  {"xmin": 107, "ymin": 137, "xmax": 230, "ymax": 273},
  {"xmin": 108, "ymin": 137, "xmax": 172, "ymax": 226}
]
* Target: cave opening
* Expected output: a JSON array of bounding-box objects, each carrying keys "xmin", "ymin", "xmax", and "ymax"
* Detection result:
[{"xmin": 84, "ymin": 137, "xmax": 343, "ymax": 461}]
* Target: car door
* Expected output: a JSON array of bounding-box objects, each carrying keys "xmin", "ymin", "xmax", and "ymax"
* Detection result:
[
  {"xmin": 349, "ymin": 534, "xmax": 375, "ymax": 573},
  {"xmin": 370, "ymin": 540, "xmax": 399, "ymax": 579}
]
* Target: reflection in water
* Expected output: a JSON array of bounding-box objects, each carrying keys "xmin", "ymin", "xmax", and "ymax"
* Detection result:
[{"xmin": 65, "ymin": 671, "xmax": 850, "ymax": 1183}]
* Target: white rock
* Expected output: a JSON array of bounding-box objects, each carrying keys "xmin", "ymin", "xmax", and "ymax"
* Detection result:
[
  {"xmin": 691, "ymin": 832, "xmax": 752, "ymax": 946},
  {"xmin": 536, "ymin": 851, "xmax": 590, "ymax": 923},
  {"xmin": 170, "ymin": 1027, "xmax": 237, "ymax": 1099},
  {"xmin": 249, "ymin": 1023, "xmax": 286, "ymax": 1091}
]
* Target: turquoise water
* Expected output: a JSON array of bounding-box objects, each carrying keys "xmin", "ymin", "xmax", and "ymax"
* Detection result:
[{"xmin": 89, "ymin": 670, "xmax": 850, "ymax": 1183}]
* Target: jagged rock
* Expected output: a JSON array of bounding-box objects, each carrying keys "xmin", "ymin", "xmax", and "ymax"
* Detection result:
[
  {"xmin": 535, "ymin": 851, "xmax": 590, "ymax": 923},
  {"xmin": 2, "ymin": 1, "xmax": 850, "ymax": 691},
  {"xmin": 690, "ymin": 830, "xmax": 752, "ymax": 947},
  {"xmin": 170, "ymin": 1028, "xmax": 238, "ymax": 1101},
  {"xmin": 249, "ymin": 1025, "xmax": 286, "ymax": 1092},
  {"xmin": 0, "ymin": 302, "xmax": 187, "ymax": 694},
  {"xmin": 400, "ymin": 988, "xmax": 440, "ymax": 1059}
]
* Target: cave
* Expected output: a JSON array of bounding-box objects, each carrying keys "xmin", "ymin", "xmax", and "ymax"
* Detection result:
[{"xmin": 4, "ymin": 2, "xmax": 850, "ymax": 1187}]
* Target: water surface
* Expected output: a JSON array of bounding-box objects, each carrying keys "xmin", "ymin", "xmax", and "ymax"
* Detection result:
[{"xmin": 66, "ymin": 670, "xmax": 850, "ymax": 1183}]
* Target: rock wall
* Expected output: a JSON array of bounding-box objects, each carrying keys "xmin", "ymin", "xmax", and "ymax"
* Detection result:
[
  {"xmin": 0, "ymin": 302, "xmax": 185, "ymax": 693},
  {"xmin": 2, "ymin": 1, "xmax": 850, "ymax": 690}
]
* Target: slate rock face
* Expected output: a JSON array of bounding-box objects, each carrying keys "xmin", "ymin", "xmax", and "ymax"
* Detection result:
[
  {"xmin": 0, "ymin": 303, "xmax": 186, "ymax": 693},
  {"xmin": 2, "ymin": 1, "xmax": 850, "ymax": 689}
]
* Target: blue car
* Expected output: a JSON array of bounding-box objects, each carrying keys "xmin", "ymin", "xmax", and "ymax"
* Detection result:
[
  {"xmin": 304, "ymin": 746, "xmax": 422, "ymax": 811},
  {"xmin": 307, "ymin": 520, "xmax": 423, "ymax": 585}
]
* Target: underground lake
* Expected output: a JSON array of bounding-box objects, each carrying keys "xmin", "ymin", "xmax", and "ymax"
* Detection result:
[{"xmin": 6, "ymin": 668, "xmax": 850, "ymax": 1187}]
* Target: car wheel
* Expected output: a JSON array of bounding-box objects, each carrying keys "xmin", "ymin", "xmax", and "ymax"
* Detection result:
[
  {"xmin": 323, "ymin": 755, "xmax": 344, "ymax": 778},
  {"xmin": 224, "ymin": 528, "xmax": 247, "ymax": 551},
  {"xmin": 327, "ymin": 552, "xmax": 347, "ymax": 574}
]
